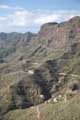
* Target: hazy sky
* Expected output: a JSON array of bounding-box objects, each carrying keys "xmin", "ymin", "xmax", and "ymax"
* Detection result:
[{"xmin": 0, "ymin": 0, "xmax": 80, "ymax": 32}]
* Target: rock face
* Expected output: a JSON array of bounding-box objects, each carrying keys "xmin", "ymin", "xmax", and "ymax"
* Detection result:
[
  {"xmin": 22, "ymin": 16, "xmax": 80, "ymax": 61},
  {"xmin": 38, "ymin": 16, "xmax": 80, "ymax": 50}
]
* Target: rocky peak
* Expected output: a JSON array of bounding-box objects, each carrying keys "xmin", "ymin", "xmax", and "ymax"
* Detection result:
[
  {"xmin": 38, "ymin": 22, "xmax": 58, "ymax": 35},
  {"xmin": 69, "ymin": 16, "xmax": 80, "ymax": 23}
]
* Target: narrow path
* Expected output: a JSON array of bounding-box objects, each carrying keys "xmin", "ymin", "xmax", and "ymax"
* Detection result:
[
  {"xmin": 36, "ymin": 106, "xmax": 40, "ymax": 120},
  {"xmin": 59, "ymin": 73, "xmax": 80, "ymax": 78}
]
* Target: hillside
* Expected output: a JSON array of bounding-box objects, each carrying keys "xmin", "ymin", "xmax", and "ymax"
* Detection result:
[{"xmin": 0, "ymin": 16, "xmax": 80, "ymax": 120}]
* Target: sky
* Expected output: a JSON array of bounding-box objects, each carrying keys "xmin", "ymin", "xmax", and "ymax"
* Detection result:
[{"xmin": 0, "ymin": 0, "xmax": 80, "ymax": 33}]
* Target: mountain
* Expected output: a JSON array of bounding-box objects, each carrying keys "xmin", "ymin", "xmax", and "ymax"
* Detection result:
[
  {"xmin": 0, "ymin": 16, "xmax": 80, "ymax": 63},
  {"xmin": 0, "ymin": 16, "xmax": 80, "ymax": 120}
]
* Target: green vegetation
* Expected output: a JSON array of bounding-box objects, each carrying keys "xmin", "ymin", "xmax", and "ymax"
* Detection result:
[{"xmin": 3, "ymin": 94, "xmax": 80, "ymax": 120}]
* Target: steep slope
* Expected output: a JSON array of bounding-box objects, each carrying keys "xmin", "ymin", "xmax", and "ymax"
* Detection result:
[{"xmin": 25, "ymin": 16, "xmax": 80, "ymax": 61}]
